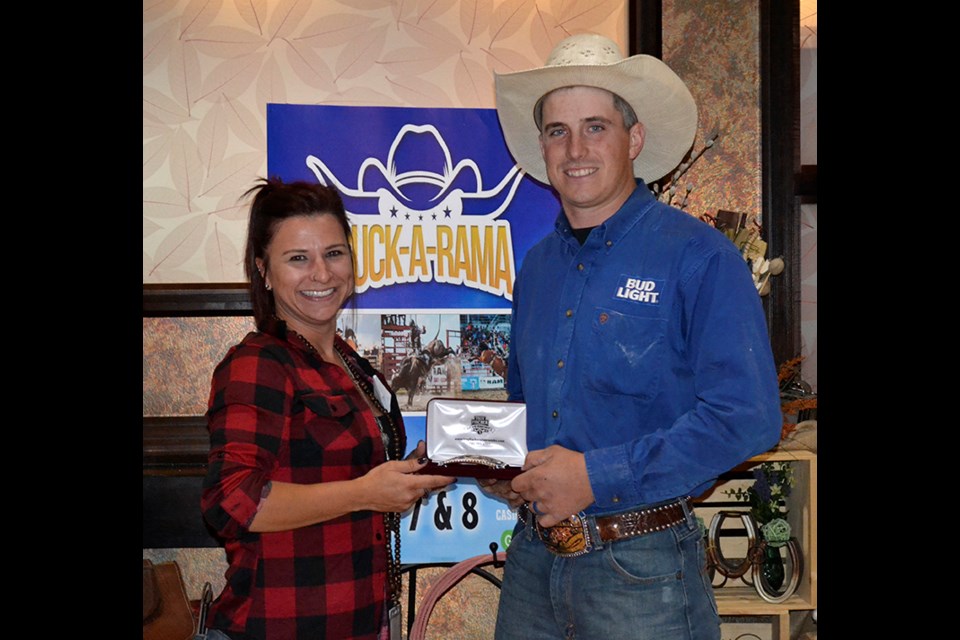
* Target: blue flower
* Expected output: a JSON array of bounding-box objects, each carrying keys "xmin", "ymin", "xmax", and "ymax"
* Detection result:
[
  {"xmin": 724, "ymin": 462, "xmax": 795, "ymax": 528},
  {"xmin": 752, "ymin": 469, "xmax": 772, "ymax": 502}
]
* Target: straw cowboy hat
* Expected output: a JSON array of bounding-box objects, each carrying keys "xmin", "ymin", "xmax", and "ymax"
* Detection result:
[{"xmin": 495, "ymin": 33, "xmax": 698, "ymax": 185}]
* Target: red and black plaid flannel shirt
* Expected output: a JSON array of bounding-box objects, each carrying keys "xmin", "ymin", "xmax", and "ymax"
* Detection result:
[{"xmin": 201, "ymin": 318, "xmax": 406, "ymax": 640}]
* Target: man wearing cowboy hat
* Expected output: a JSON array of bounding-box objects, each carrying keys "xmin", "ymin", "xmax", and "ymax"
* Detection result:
[{"xmin": 479, "ymin": 33, "xmax": 781, "ymax": 640}]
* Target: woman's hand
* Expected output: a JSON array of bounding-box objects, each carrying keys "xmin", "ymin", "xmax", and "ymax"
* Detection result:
[
  {"xmin": 246, "ymin": 443, "xmax": 454, "ymax": 532},
  {"xmin": 360, "ymin": 440, "xmax": 456, "ymax": 513},
  {"xmin": 405, "ymin": 439, "xmax": 428, "ymax": 462}
]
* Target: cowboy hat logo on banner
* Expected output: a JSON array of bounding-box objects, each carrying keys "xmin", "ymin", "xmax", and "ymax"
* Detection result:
[{"xmin": 305, "ymin": 123, "xmax": 525, "ymax": 300}]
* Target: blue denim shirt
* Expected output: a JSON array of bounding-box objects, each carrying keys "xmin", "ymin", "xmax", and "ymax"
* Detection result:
[{"xmin": 506, "ymin": 181, "xmax": 782, "ymax": 515}]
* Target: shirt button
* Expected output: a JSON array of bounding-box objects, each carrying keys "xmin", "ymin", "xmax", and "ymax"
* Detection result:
[
  {"xmin": 577, "ymin": 263, "xmax": 584, "ymax": 271},
  {"xmin": 557, "ymin": 360, "xmax": 564, "ymax": 368},
  {"xmin": 612, "ymin": 496, "xmax": 620, "ymax": 503},
  {"xmin": 552, "ymin": 410, "xmax": 559, "ymax": 418},
  {"xmin": 565, "ymin": 309, "xmax": 573, "ymax": 317},
  {"xmin": 606, "ymin": 240, "xmax": 613, "ymax": 247},
  {"xmin": 599, "ymin": 312, "xmax": 609, "ymax": 324}
]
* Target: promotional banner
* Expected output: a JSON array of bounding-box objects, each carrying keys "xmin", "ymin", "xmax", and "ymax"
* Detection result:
[{"xmin": 268, "ymin": 104, "xmax": 559, "ymax": 563}]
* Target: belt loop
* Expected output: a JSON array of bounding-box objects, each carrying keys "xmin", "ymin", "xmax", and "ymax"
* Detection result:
[
  {"xmin": 679, "ymin": 496, "xmax": 695, "ymax": 527},
  {"xmin": 584, "ymin": 515, "xmax": 604, "ymax": 551},
  {"xmin": 518, "ymin": 503, "xmax": 535, "ymax": 541}
]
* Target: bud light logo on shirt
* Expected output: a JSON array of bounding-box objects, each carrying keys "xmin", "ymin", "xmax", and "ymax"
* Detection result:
[{"xmin": 614, "ymin": 276, "xmax": 663, "ymax": 304}]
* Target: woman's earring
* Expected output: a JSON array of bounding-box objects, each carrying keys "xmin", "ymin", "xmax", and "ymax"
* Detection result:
[{"xmin": 265, "ymin": 282, "xmax": 272, "ymax": 291}]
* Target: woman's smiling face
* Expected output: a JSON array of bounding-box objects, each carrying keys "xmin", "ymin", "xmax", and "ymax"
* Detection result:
[{"xmin": 257, "ymin": 213, "xmax": 354, "ymax": 341}]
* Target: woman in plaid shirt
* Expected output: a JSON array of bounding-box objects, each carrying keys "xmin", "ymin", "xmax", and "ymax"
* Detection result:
[{"xmin": 199, "ymin": 178, "xmax": 454, "ymax": 640}]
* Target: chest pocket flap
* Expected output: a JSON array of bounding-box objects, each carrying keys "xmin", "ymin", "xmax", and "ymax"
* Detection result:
[{"xmin": 296, "ymin": 390, "xmax": 355, "ymax": 419}]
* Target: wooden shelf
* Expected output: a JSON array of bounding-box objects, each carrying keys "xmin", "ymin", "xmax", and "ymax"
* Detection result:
[
  {"xmin": 716, "ymin": 587, "xmax": 813, "ymax": 614},
  {"xmin": 695, "ymin": 448, "xmax": 817, "ymax": 640}
]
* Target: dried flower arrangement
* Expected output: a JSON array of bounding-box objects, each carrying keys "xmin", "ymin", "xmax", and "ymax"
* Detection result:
[
  {"xmin": 652, "ymin": 128, "xmax": 720, "ymax": 209},
  {"xmin": 702, "ymin": 210, "xmax": 784, "ymax": 296}
]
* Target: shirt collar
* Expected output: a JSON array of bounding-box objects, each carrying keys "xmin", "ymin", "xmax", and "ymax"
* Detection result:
[
  {"xmin": 554, "ymin": 180, "xmax": 657, "ymax": 248},
  {"xmin": 263, "ymin": 314, "xmax": 353, "ymax": 359},
  {"xmin": 262, "ymin": 314, "xmax": 287, "ymax": 340},
  {"xmin": 262, "ymin": 315, "xmax": 314, "ymax": 356}
]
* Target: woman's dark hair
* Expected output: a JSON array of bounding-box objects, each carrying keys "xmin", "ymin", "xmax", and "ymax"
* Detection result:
[{"xmin": 243, "ymin": 177, "xmax": 354, "ymax": 329}]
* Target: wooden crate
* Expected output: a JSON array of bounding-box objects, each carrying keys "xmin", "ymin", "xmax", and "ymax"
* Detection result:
[
  {"xmin": 694, "ymin": 449, "xmax": 817, "ymax": 640},
  {"xmin": 720, "ymin": 616, "xmax": 776, "ymax": 640}
]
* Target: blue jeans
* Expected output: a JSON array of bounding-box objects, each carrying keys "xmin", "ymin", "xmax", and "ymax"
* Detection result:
[{"xmin": 494, "ymin": 503, "xmax": 720, "ymax": 640}]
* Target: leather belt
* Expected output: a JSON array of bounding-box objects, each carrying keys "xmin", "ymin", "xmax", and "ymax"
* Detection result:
[{"xmin": 522, "ymin": 497, "xmax": 691, "ymax": 558}]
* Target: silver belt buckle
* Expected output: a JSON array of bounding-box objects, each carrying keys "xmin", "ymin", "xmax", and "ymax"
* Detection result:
[{"xmin": 535, "ymin": 511, "xmax": 594, "ymax": 557}]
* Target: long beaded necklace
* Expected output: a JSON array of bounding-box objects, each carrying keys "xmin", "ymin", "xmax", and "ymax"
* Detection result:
[
  {"xmin": 334, "ymin": 344, "xmax": 396, "ymax": 457},
  {"xmin": 289, "ymin": 327, "xmax": 404, "ymax": 608}
]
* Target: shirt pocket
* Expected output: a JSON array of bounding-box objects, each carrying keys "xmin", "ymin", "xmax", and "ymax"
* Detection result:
[
  {"xmin": 297, "ymin": 391, "xmax": 373, "ymax": 461},
  {"xmin": 583, "ymin": 307, "xmax": 665, "ymax": 399}
]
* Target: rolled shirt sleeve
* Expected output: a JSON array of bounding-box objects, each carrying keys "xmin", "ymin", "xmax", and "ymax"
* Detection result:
[{"xmin": 201, "ymin": 342, "xmax": 289, "ymax": 539}]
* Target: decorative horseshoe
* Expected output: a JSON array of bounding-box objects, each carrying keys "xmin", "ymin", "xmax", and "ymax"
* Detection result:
[
  {"xmin": 707, "ymin": 510, "xmax": 758, "ymax": 579},
  {"xmin": 752, "ymin": 537, "xmax": 803, "ymax": 604}
]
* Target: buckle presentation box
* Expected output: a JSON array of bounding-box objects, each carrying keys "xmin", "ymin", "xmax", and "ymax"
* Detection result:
[{"xmin": 419, "ymin": 398, "xmax": 527, "ymax": 479}]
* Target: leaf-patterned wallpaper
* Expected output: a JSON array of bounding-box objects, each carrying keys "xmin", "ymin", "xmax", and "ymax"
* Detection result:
[{"xmin": 143, "ymin": 0, "xmax": 627, "ymax": 282}]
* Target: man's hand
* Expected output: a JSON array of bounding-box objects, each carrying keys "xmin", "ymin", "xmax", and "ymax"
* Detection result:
[
  {"xmin": 510, "ymin": 445, "xmax": 594, "ymax": 528},
  {"xmin": 477, "ymin": 477, "xmax": 525, "ymax": 509}
]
